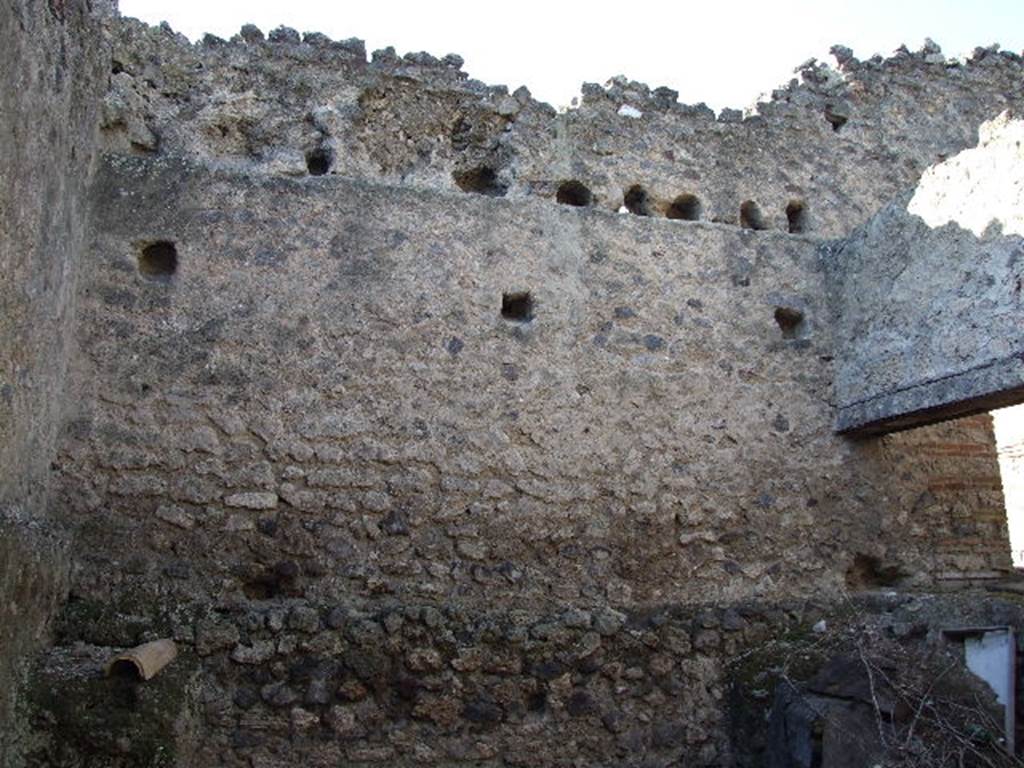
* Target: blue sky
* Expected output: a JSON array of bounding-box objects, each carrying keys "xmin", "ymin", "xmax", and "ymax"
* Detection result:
[{"xmin": 120, "ymin": 1, "xmax": 1023, "ymax": 110}]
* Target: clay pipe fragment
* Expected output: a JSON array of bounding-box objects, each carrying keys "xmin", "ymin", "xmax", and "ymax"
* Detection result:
[{"xmin": 105, "ymin": 639, "xmax": 178, "ymax": 681}]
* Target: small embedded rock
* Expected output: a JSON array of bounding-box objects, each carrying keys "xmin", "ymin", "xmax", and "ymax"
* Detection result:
[
  {"xmin": 224, "ymin": 492, "xmax": 278, "ymax": 510},
  {"xmin": 230, "ymin": 640, "xmax": 276, "ymax": 665},
  {"xmin": 305, "ymin": 678, "xmax": 333, "ymax": 705},
  {"xmin": 326, "ymin": 606, "xmax": 348, "ymax": 629},
  {"xmin": 383, "ymin": 612, "xmax": 404, "ymax": 634},
  {"xmin": 694, "ymin": 629, "xmax": 720, "ymax": 651},
  {"xmin": 290, "ymin": 706, "xmax": 320, "ymax": 730},
  {"xmin": 496, "ymin": 96, "xmax": 520, "ymax": 117},
  {"xmin": 722, "ymin": 609, "xmax": 746, "ymax": 632},
  {"xmin": 406, "ymin": 647, "xmax": 443, "ymax": 672},
  {"xmin": 462, "ymin": 697, "xmax": 503, "ymax": 724},
  {"xmin": 325, "ymin": 705, "xmax": 357, "ymax": 735},
  {"xmin": 233, "ymin": 687, "xmax": 260, "ymax": 709},
  {"xmin": 261, "ymin": 681, "xmax": 298, "ymax": 707},
  {"xmin": 224, "ymin": 513, "xmax": 254, "ymax": 532},
  {"xmin": 155, "ymin": 504, "xmax": 195, "ymax": 530},
  {"xmin": 562, "ymin": 608, "xmax": 592, "ymax": 629},
  {"xmin": 594, "ymin": 608, "xmax": 626, "ymax": 636},
  {"xmin": 566, "ymin": 691, "xmax": 595, "ymax": 717},
  {"xmin": 239, "ymin": 24, "xmax": 264, "ymax": 43},
  {"xmin": 266, "ymin": 609, "xmax": 286, "ymax": 633},
  {"xmin": 195, "ymin": 619, "xmax": 240, "ymax": 656},
  {"xmin": 267, "ymin": 26, "xmax": 300, "ymax": 44},
  {"xmin": 288, "ymin": 606, "xmax": 321, "ymax": 633},
  {"xmin": 348, "ymin": 618, "xmax": 385, "ymax": 646},
  {"xmin": 337, "ymin": 679, "xmax": 369, "ymax": 702}
]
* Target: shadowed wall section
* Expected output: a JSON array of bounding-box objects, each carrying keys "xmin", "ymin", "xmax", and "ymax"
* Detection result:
[{"xmin": 0, "ymin": 0, "xmax": 109, "ymax": 763}]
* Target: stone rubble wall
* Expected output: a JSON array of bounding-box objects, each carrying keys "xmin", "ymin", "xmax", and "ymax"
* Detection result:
[
  {"xmin": 31, "ymin": 590, "xmax": 1024, "ymax": 768},
  {"xmin": 44, "ymin": 597, "xmax": 807, "ymax": 767},
  {"xmin": 1, "ymin": 9, "xmax": 1020, "ymax": 767},
  {"xmin": 0, "ymin": 1, "xmax": 111, "ymax": 764},
  {"xmin": 56, "ymin": 155, "xmax": 1011, "ymax": 618}
]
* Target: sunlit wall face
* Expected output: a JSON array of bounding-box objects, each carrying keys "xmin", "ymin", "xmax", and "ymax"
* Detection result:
[{"xmin": 994, "ymin": 404, "xmax": 1024, "ymax": 567}]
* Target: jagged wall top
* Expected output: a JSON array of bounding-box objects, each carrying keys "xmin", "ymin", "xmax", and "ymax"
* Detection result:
[{"xmin": 103, "ymin": 16, "xmax": 1024, "ymax": 237}]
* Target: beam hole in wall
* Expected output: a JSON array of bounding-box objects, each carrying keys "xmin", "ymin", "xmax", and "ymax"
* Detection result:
[
  {"xmin": 825, "ymin": 105, "xmax": 848, "ymax": 132},
  {"xmin": 305, "ymin": 147, "xmax": 332, "ymax": 176},
  {"xmin": 624, "ymin": 185, "xmax": 653, "ymax": 216},
  {"xmin": 501, "ymin": 292, "xmax": 533, "ymax": 322},
  {"xmin": 138, "ymin": 241, "xmax": 177, "ymax": 282},
  {"xmin": 667, "ymin": 193, "xmax": 702, "ymax": 221},
  {"xmin": 556, "ymin": 180, "xmax": 592, "ymax": 207},
  {"xmin": 740, "ymin": 201, "xmax": 766, "ymax": 231},
  {"xmin": 845, "ymin": 553, "xmax": 906, "ymax": 589},
  {"xmin": 786, "ymin": 200, "xmax": 808, "ymax": 233},
  {"xmin": 453, "ymin": 166, "xmax": 508, "ymax": 197},
  {"xmin": 774, "ymin": 306, "xmax": 805, "ymax": 339}
]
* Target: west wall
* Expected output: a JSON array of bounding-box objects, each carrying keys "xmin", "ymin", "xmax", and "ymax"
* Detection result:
[
  {"xmin": 30, "ymin": 16, "xmax": 1024, "ymax": 767},
  {"xmin": 57, "ymin": 154, "xmax": 1012, "ymax": 611},
  {"xmin": 0, "ymin": 0, "xmax": 109, "ymax": 763},
  {"xmin": 46, "ymin": 153, "xmax": 1011, "ymax": 766}
]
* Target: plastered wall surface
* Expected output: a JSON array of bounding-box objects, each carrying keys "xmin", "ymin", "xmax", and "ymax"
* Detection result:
[{"xmin": 100, "ymin": 24, "xmax": 1024, "ymax": 239}]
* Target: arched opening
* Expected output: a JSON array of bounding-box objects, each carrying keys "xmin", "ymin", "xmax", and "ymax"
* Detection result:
[
  {"xmin": 453, "ymin": 166, "xmax": 507, "ymax": 197},
  {"xmin": 623, "ymin": 185, "xmax": 653, "ymax": 216},
  {"xmin": 556, "ymin": 180, "xmax": 592, "ymax": 207},
  {"xmin": 666, "ymin": 193, "xmax": 702, "ymax": 221},
  {"xmin": 740, "ymin": 201, "xmax": 766, "ymax": 231},
  {"xmin": 786, "ymin": 200, "xmax": 808, "ymax": 233}
]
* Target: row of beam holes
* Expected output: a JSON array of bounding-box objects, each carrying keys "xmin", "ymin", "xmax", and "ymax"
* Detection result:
[
  {"xmin": 558, "ymin": 181, "xmax": 809, "ymax": 234},
  {"xmin": 500, "ymin": 290, "xmax": 804, "ymax": 342},
  {"xmin": 134, "ymin": 243, "xmax": 802, "ymax": 343}
]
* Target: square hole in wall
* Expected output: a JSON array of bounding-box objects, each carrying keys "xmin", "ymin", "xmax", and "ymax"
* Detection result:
[
  {"xmin": 138, "ymin": 241, "xmax": 178, "ymax": 281},
  {"xmin": 501, "ymin": 292, "xmax": 533, "ymax": 322}
]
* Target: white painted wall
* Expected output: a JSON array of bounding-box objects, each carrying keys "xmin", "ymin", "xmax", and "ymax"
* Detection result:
[{"xmin": 994, "ymin": 404, "xmax": 1024, "ymax": 567}]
